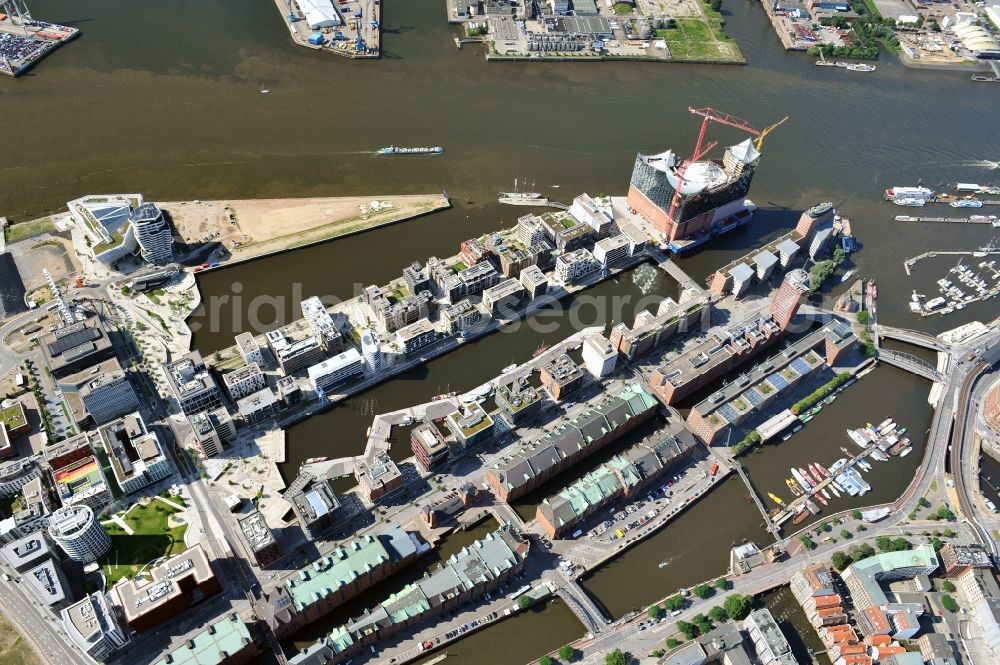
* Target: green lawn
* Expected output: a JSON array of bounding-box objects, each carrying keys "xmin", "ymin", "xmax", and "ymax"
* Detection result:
[
  {"xmin": 4, "ymin": 217, "xmax": 54, "ymax": 245},
  {"xmin": 613, "ymin": 2, "xmax": 634, "ymax": 14},
  {"xmin": 100, "ymin": 500, "xmax": 188, "ymax": 585},
  {"xmin": 0, "ymin": 404, "xmax": 26, "ymax": 431}
]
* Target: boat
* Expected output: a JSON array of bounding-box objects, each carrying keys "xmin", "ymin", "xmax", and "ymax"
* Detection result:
[
  {"xmin": 879, "ymin": 422, "xmax": 897, "ymax": 435},
  {"xmin": 801, "ymin": 414, "xmax": 813, "ymax": 423},
  {"xmin": 809, "ymin": 405, "xmax": 822, "ymax": 416},
  {"xmin": 895, "ymin": 215, "xmax": 920, "ymax": 222},
  {"xmin": 805, "ymin": 500, "xmax": 820, "ymax": 515},
  {"xmin": 501, "ymin": 364, "xmax": 518, "ymax": 373},
  {"xmin": 793, "ymin": 510, "xmax": 810, "ymax": 524},
  {"xmin": 951, "ymin": 199, "xmax": 984, "ymax": 208},
  {"xmin": 829, "ymin": 484, "xmax": 842, "ymax": 498},
  {"xmin": 498, "ymin": 192, "xmax": 549, "ymax": 206},
  {"xmin": 876, "ymin": 418, "xmax": 894, "ymax": 430},
  {"xmin": 259, "ymin": 82, "xmax": 269, "ymax": 94},
  {"xmin": 377, "ymin": 146, "xmax": 444, "ymax": 155},
  {"xmin": 840, "ymin": 447, "xmax": 852, "ymax": 456},
  {"xmin": 936, "ymin": 193, "xmax": 958, "ymax": 203},
  {"xmin": 792, "ymin": 468, "xmax": 812, "ymax": 492},
  {"xmin": 786, "ymin": 478, "xmax": 803, "ymax": 496},
  {"xmin": 658, "ymin": 561, "xmax": 669, "ymax": 569},
  {"xmin": 860, "ymin": 507, "xmax": 890, "ymax": 522},
  {"xmin": 431, "ymin": 392, "xmax": 457, "ymax": 401},
  {"xmin": 815, "ymin": 493, "xmax": 829, "ymax": 507},
  {"xmin": 532, "ymin": 343, "xmax": 549, "ymax": 357},
  {"xmin": 871, "ymin": 449, "xmax": 889, "ymax": 462},
  {"xmin": 848, "ymin": 429, "xmax": 870, "ymax": 447},
  {"xmin": 840, "ymin": 269, "xmax": 855, "ymax": 283},
  {"xmin": 846, "ymin": 63, "xmax": 876, "ymax": 72},
  {"xmin": 899, "ymin": 446, "xmax": 913, "ymax": 457},
  {"xmin": 799, "ymin": 467, "xmax": 814, "ymax": 486},
  {"xmin": 885, "ymin": 186, "xmax": 934, "ymax": 201},
  {"xmin": 808, "ymin": 464, "xmax": 823, "ymax": 484},
  {"xmin": 857, "ymin": 459, "xmax": 872, "ymax": 472},
  {"xmin": 821, "ymin": 488, "xmax": 832, "ymax": 500},
  {"xmin": 305, "ymin": 456, "xmax": 329, "ymax": 464},
  {"xmin": 897, "ymin": 427, "xmax": 907, "ymax": 436},
  {"xmin": 768, "ymin": 492, "xmax": 786, "ymax": 507},
  {"xmin": 816, "ymin": 463, "xmax": 829, "ymax": 477},
  {"xmin": 893, "ymin": 197, "xmax": 927, "ymax": 207}
]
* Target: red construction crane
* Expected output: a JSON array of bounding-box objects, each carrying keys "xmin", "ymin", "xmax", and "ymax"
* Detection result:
[{"xmin": 665, "ymin": 107, "xmax": 780, "ymax": 229}]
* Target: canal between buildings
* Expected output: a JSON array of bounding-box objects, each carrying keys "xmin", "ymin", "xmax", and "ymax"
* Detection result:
[{"xmin": 6, "ymin": 0, "xmax": 999, "ymax": 661}]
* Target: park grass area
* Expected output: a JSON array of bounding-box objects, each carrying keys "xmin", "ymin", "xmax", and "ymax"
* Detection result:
[
  {"xmin": 100, "ymin": 499, "xmax": 188, "ymax": 585},
  {"xmin": 4, "ymin": 217, "xmax": 54, "ymax": 245},
  {"xmin": 655, "ymin": 17, "xmax": 741, "ymax": 62},
  {"xmin": 613, "ymin": 2, "xmax": 633, "ymax": 14},
  {"xmin": 0, "ymin": 613, "xmax": 40, "ymax": 665}
]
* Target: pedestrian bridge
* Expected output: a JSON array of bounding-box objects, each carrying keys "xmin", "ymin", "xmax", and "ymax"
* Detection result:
[
  {"xmin": 875, "ymin": 325, "xmax": 949, "ymax": 351},
  {"xmin": 877, "ymin": 349, "xmax": 945, "ymax": 382}
]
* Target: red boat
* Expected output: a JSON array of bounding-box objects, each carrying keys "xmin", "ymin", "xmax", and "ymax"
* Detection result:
[{"xmin": 815, "ymin": 493, "xmax": 829, "ymax": 507}]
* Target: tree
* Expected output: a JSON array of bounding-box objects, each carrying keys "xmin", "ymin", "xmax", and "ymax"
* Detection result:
[
  {"xmin": 605, "ymin": 650, "xmax": 627, "ymax": 665},
  {"xmin": 933, "ymin": 505, "xmax": 956, "ymax": 521},
  {"xmin": 851, "ymin": 510, "xmax": 863, "ymax": 520},
  {"xmin": 931, "ymin": 537, "xmax": 945, "ymax": 551},
  {"xmin": 850, "ymin": 543, "xmax": 875, "ymax": 561},
  {"xmin": 918, "ymin": 497, "xmax": 931, "ymax": 508},
  {"xmin": 857, "ymin": 524, "xmax": 867, "ymax": 532},
  {"xmin": 941, "ymin": 595, "xmax": 959, "ymax": 612},
  {"xmin": 841, "ymin": 529, "xmax": 852, "ymax": 539},
  {"xmin": 694, "ymin": 613, "xmax": 712, "ymax": 635},
  {"xmin": 715, "ymin": 577, "xmax": 728, "ymax": 590},
  {"xmin": 723, "ymin": 594, "xmax": 752, "ymax": 620},
  {"xmin": 649, "ymin": 605, "xmax": 663, "ymax": 620},
  {"xmin": 666, "ymin": 638, "xmax": 682, "ymax": 649},
  {"xmin": 694, "ymin": 583, "xmax": 712, "ymax": 599},
  {"xmin": 541, "ymin": 656, "xmax": 554, "ymax": 665},
  {"xmin": 677, "ymin": 620, "xmax": 696, "ymax": 639},
  {"xmin": 856, "ymin": 310, "xmax": 870, "ymax": 325},
  {"xmin": 832, "ymin": 551, "xmax": 852, "ymax": 571},
  {"xmin": 892, "ymin": 537, "xmax": 911, "ymax": 551},
  {"xmin": 559, "ymin": 645, "xmax": 578, "ymax": 662},
  {"xmin": 943, "ymin": 580, "xmax": 956, "ymax": 592},
  {"xmin": 708, "ymin": 605, "xmax": 728, "ymax": 622},
  {"xmin": 664, "ymin": 595, "xmax": 685, "ymax": 611},
  {"xmin": 876, "ymin": 536, "xmax": 894, "ymax": 552},
  {"xmin": 518, "ymin": 595, "xmax": 533, "ymax": 610},
  {"xmin": 800, "ymin": 536, "xmax": 815, "ymax": 550}
]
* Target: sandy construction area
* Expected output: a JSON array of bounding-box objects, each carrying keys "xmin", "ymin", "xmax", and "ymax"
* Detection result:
[{"xmin": 162, "ymin": 195, "xmax": 449, "ymax": 264}]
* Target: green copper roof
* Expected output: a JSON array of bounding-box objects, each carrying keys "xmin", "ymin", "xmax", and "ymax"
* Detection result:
[{"xmin": 152, "ymin": 614, "xmax": 251, "ymax": 665}]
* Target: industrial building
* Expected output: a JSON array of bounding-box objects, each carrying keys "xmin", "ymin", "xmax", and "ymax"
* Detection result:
[
  {"xmin": 485, "ymin": 382, "xmax": 658, "ymax": 502},
  {"xmin": 40, "ymin": 317, "xmax": 116, "ymax": 378},
  {"xmin": 262, "ymin": 524, "xmax": 422, "ymax": 639},
  {"xmin": 48, "ymin": 504, "xmax": 111, "ymax": 563},
  {"xmin": 164, "ymin": 351, "xmax": 223, "ymax": 416},
  {"xmin": 536, "ymin": 426, "xmax": 696, "ymax": 538},
  {"xmin": 292, "ymin": 526, "xmax": 527, "ymax": 662},
  {"xmin": 113, "ymin": 544, "xmax": 220, "ymax": 632},
  {"xmin": 286, "ymin": 472, "xmax": 341, "ymax": 540},
  {"xmin": 98, "ymin": 413, "xmax": 171, "ymax": 495}
]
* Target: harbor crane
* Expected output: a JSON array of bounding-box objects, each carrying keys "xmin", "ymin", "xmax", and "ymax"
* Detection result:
[{"xmin": 666, "ymin": 107, "xmax": 788, "ymax": 227}]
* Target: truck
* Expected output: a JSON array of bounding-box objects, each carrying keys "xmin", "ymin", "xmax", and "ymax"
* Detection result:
[{"xmin": 709, "ymin": 463, "xmax": 719, "ymax": 477}]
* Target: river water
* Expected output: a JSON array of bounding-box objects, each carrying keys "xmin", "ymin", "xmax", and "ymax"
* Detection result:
[{"xmin": 5, "ymin": 0, "xmax": 998, "ymax": 662}]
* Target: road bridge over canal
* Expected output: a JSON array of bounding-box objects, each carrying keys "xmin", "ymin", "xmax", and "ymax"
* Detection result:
[{"xmin": 877, "ymin": 349, "xmax": 945, "ymax": 382}]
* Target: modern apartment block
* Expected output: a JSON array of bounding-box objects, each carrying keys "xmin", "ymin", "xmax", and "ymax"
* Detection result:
[
  {"xmin": 445, "ymin": 402, "xmax": 494, "ymax": 448},
  {"xmin": 307, "ymin": 348, "xmax": 364, "ymax": 395},
  {"xmin": 0, "ymin": 458, "xmax": 39, "ymax": 497},
  {"xmin": 79, "ymin": 369, "xmax": 140, "ymax": 426},
  {"xmin": 48, "ymin": 504, "xmax": 111, "ymax": 563},
  {"xmin": 554, "ymin": 248, "xmax": 598, "ymax": 284},
  {"xmin": 519, "ymin": 264, "xmax": 549, "ymax": 300},
  {"xmin": 223, "ymin": 362, "xmax": 267, "ymax": 401},
  {"xmin": 485, "ymin": 382, "xmax": 658, "ymax": 502},
  {"xmin": 440, "ymin": 299, "xmax": 487, "ymax": 334},
  {"xmin": 44, "ymin": 433, "xmax": 111, "ymax": 511},
  {"xmin": 593, "ymin": 234, "xmax": 630, "ymax": 266},
  {"xmin": 569, "ymin": 194, "xmax": 614, "ymax": 237},
  {"xmin": 354, "ymin": 452, "xmax": 403, "ymax": 502},
  {"xmin": 61, "ymin": 592, "xmax": 130, "ymax": 662},
  {"xmin": 540, "ymin": 353, "xmax": 585, "ymax": 401},
  {"xmin": 411, "ymin": 422, "xmax": 449, "ymax": 472},
  {"xmin": 265, "ymin": 328, "xmax": 328, "ymax": 376},
  {"xmin": 235, "ymin": 332, "xmax": 263, "ymax": 366},
  {"xmin": 189, "ymin": 408, "xmax": 233, "ymax": 457},
  {"xmin": 582, "ymin": 333, "xmax": 618, "ymax": 379},
  {"xmin": 395, "ymin": 318, "xmax": 437, "ymax": 355},
  {"xmin": 113, "ymin": 544, "xmax": 220, "ymax": 632},
  {"xmin": 165, "ymin": 351, "xmax": 223, "ymax": 416},
  {"xmin": 1, "ymin": 531, "xmax": 57, "ymax": 572},
  {"xmin": 262, "ymin": 524, "xmax": 422, "ymax": 639},
  {"xmin": 98, "ymin": 413, "xmax": 171, "ymax": 495},
  {"xmin": 938, "ymin": 543, "xmax": 994, "ymax": 578},
  {"xmin": 536, "ymin": 426, "xmax": 696, "ymax": 538},
  {"xmin": 130, "ymin": 203, "xmax": 174, "ymax": 265},
  {"xmin": 494, "ymin": 376, "xmax": 543, "ymax": 425},
  {"xmin": 301, "ymin": 296, "xmax": 345, "ymax": 354},
  {"xmin": 40, "ymin": 317, "xmax": 116, "ymax": 378},
  {"xmin": 237, "ymin": 388, "xmax": 280, "ymax": 426}
]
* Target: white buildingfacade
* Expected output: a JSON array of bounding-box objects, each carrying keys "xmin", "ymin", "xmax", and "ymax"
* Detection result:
[
  {"xmin": 62, "ymin": 592, "xmax": 129, "ymax": 661},
  {"xmin": 593, "ymin": 234, "xmax": 630, "ymax": 266},
  {"xmin": 307, "ymin": 348, "xmax": 364, "ymax": 395},
  {"xmin": 48, "ymin": 505, "xmax": 111, "ymax": 563},
  {"xmin": 582, "ymin": 333, "xmax": 617, "ymax": 379},
  {"xmin": 235, "ymin": 333, "xmax": 263, "ymax": 366},
  {"xmin": 80, "ymin": 371, "xmax": 139, "ymax": 426},
  {"xmin": 129, "ymin": 203, "xmax": 174, "ymax": 265},
  {"xmin": 223, "ymin": 362, "xmax": 267, "ymax": 401},
  {"xmin": 555, "ymin": 249, "xmax": 598, "ymax": 284}
]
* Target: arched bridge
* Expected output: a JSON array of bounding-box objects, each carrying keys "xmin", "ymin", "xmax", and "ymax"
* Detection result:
[
  {"xmin": 875, "ymin": 325, "xmax": 949, "ymax": 351},
  {"xmin": 877, "ymin": 349, "xmax": 945, "ymax": 382}
]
